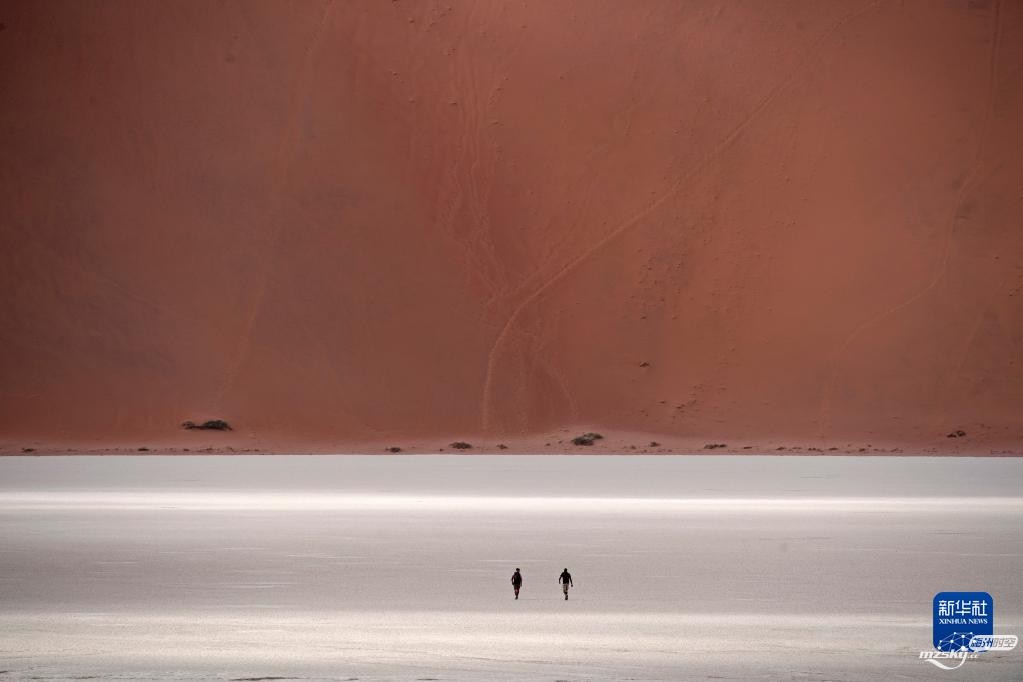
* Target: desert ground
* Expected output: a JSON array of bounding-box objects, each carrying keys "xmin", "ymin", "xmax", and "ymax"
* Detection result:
[
  {"xmin": 2, "ymin": 1, "xmax": 1022, "ymax": 454},
  {"xmin": 1, "ymin": 455, "xmax": 1021, "ymax": 680}
]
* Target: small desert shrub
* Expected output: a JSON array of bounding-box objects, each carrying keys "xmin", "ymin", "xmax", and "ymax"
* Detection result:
[
  {"xmin": 182, "ymin": 419, "xmax": 232, "ymax": 431},
  {"xmin": 572, "ymin": 432, "xmax": 603, "ymax": 446}
]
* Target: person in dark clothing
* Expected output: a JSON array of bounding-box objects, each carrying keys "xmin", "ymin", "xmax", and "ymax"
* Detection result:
[
  {"xmin": 559, "ymin": 568, "xmax": 573, "ymax": 600},
  {"xmin": 511, "ymin": 568, "xmax": 523, "ymax": 599}
]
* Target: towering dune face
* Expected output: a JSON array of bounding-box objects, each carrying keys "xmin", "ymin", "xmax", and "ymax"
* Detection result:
[{"xmin": 1, "ymin": 0, "xmax": 1021, "ymax": 449}]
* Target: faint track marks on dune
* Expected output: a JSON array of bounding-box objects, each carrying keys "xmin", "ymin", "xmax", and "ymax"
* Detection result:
[
  {"xmin": 818, "ymin": 0, "xmax": 1003, "ymax": 438},
  {"xmin": 481, "ymin": 0, "xmax": 882, "ymax": 432},
  {"xmin": 435, "ymin": 2, "xmax": 512, "ymax": 304},
  {"xmin": 935, "ymin": 0, "xmax": 1007, "ymax": 425},
  {"xmin": 216, "ymin": 0, "xmax": 336, "ymax": 411}
]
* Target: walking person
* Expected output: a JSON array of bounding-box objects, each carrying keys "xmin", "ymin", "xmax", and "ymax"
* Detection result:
[
  {"xmin": 559, "ymin": 567, "xmax": 573, "ymax": 600},
  {"xmin": 511, "ymin": 567, "xmax": 523, "ymax": 599}
]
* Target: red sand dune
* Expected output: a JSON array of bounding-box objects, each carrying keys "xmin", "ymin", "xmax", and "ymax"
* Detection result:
[{"xmin": 1, "ymin": 1, "xmax": 1021, "ymax": 454}]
